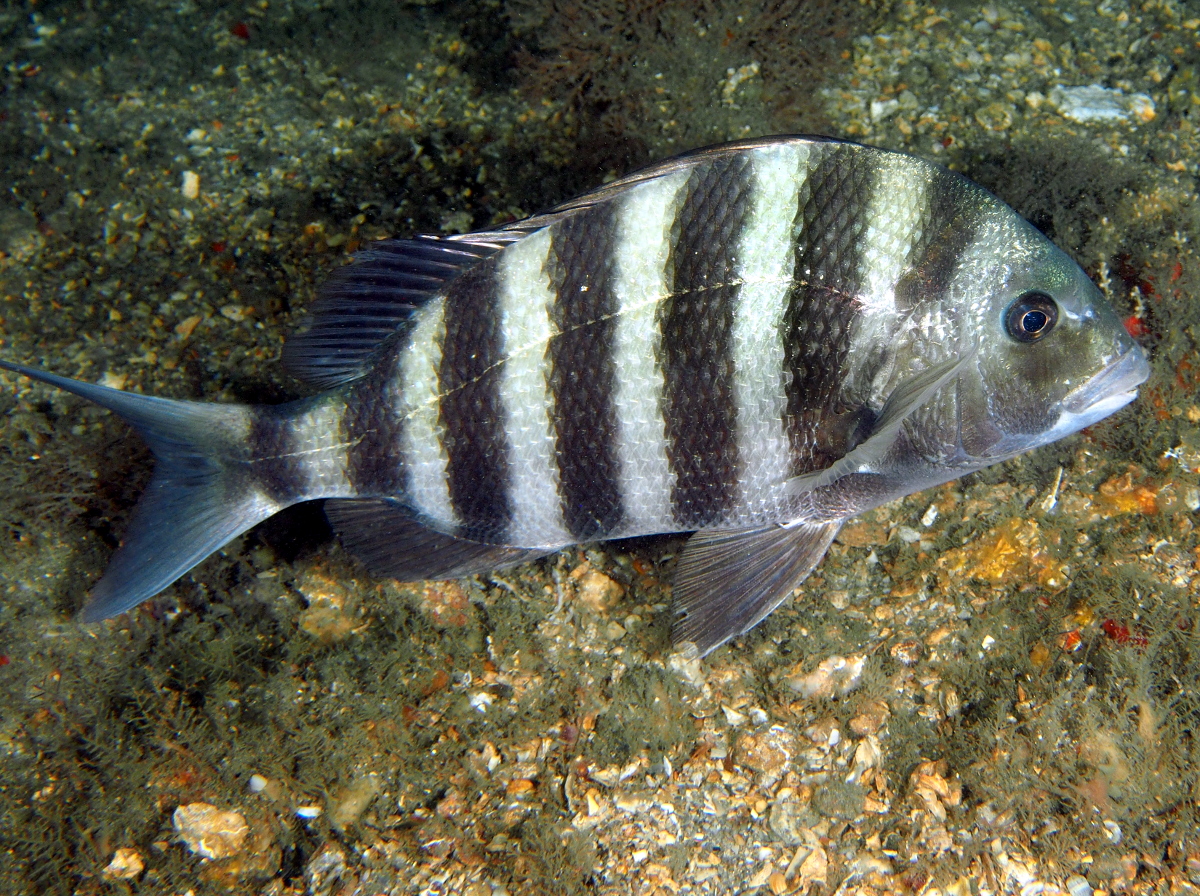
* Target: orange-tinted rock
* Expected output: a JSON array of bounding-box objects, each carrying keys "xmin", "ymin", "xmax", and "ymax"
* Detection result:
[
  {"xmin": 937, "ymin": 518, "xmax": 1067, "ymax": 591},
  {"xmin": 173, "ymin": 802, "xmax": 249, "ymax": 859},
  {"xmin": 420, "ymin": 580, "xmax": 471, "ymax": 627},
  {"xmin": 1098, "ymin": 466, "xmax": 1162, "ymax": 516}
]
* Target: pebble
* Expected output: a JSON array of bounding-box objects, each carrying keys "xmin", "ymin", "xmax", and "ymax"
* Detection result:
[
  {"xmin": 102, "ymin": 847, "xmax": 145, "ymax": 879},
  {"xmin": 722, "ymin": 704, "xmax": 748, "ymax": 726},
  {"xmin": 99, "ymin": 371, "xmax": 128, "ymax": 390},
  {"xmin": 785, "ymin": 654, "xmax": 866, "ymax": 699},
  {"xmin": 666, "ymin": 642, "xmax": 705, "ymax": 685},
  {"xmin": 1051, "ymin": 84, "xmax": 1155, "ymax": 123},
  {"xmin": 173, "ymin": 802, "xmax": 250, "ymax": 859},
  {"xmin": 180, "ymin": 169, "xmax": 200, "ymax": 199},
  {"xmin": 735, "ymin": 725, "xmax": 800, "ymax": 778},
  {"xmin": 573, "ymin": 567, "xmax": 624, "ymax": 613},
  {"xmin": 328, "ymin": 773, "xmax": 382, "ymax": 830},
  {"xmin": 296, "ymin": 568, "xmax": 360, "ymax": 643},
  {"xmin": 870, "ymin": 98, "xmax": 900, "ymax": 121},
  {"xmin": 974, "ymin": 101, "xmax": 1014, "ymax": 130},
  {"xmin": 849, "ymin": 699, "xmax": 890, "ymax": 736},
  {"xmin": 174, "ymin": 313, "xmax": 202, "ymax": 339},
  {"xmin": 767, "ymin": 788, "xmax": 813, "ymax": 844}
]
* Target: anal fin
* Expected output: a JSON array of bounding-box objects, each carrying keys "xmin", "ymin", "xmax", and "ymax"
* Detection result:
[
  {"xmin": 325, "ymin": 498, "xmax": 555, "ymax": 581},
  {"xmin": 670, "ymin": 521, "xmax": 843, "ymax": 656}
]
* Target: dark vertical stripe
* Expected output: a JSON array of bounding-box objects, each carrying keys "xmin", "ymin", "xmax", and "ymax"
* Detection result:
[
  {"xmin": 892, "ymin": 169, "xmax": 982, "ymax": 461},
  {"xmin": 437, "ymin": 260, "xmax": 511, "ymax": 540},
  {"xmin": 249, "ymin": 405, "xmax": 305, "ymax": 503},
  {"xmin": 658, "ymin": 153, "xmax": 752, "ymax": 528},
  {"xmin": 783, "ymin": 144, "xmax": 874, "ymax": 476},
  {"xmin": 343, "ymin": 338, "xmax": 406, "ymax": 496},
  {"xmin": 893, "ymin": 170, "xmax": 979, "ymax": 310},
  {"xmin": 546, "ymin": 206, "xmax": 625, "ymax": 540}
]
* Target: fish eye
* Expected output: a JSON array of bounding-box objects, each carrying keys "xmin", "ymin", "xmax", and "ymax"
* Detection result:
[{"xmin": 1004, "ymin": 291, "xmax": 1058, "ymax": 343}]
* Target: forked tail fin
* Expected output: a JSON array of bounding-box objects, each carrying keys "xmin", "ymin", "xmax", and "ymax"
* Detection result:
[{"xmin": 1, "ymin": 360, "xmax": 281, "ymax": 621}]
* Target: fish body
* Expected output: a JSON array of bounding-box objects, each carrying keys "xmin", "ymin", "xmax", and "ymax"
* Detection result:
[{"xmin": 0, "ymin": 137, "xmax": 1149, "ymax": 654}]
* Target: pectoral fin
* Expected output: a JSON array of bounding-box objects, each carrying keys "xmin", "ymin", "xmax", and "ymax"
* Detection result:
[
  {"xmin": 670, "ymin": 520, "xmax": 843, "ymax": 656},
  {"xmin": 786, "ymin": 351, "xmax": 973, "ymax": 494}
]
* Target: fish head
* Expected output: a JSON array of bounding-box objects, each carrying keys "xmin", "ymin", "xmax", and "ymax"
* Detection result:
[{"xmin": 948, "ymin": 218, "xmax": 1150, "ymax": 464}]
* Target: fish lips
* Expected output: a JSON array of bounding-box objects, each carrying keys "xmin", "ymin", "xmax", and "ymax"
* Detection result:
[
  {"xmin": 968, "ymin": 344, "xmax": 1150, "ymax": 463},
  {"xmin": 1060, "ymin": 344, "xmax": 1151, "ymax": 421}
]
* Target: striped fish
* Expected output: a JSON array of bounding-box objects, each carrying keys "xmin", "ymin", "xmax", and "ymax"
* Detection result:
[{"xmin": 1, "ymin": 137, "xmax": 1149, "ymax": 655}]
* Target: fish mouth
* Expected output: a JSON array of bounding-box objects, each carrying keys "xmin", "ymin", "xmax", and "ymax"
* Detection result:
[
  {"xmin": 1061, "ymin": 345, "xmax": 1151, "ymax": 420},
  {"xmin": 978, "ymin": 344, "xmax": 1150, "ymax": 462}
]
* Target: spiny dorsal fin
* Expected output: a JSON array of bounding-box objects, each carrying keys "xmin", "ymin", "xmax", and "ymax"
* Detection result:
[
  {"xmin": 283, "ymin": 233, "xmax": 524, "ymax": 388},
  {"xmin": 513, "ymin": 136, "xmax": 853, "ymax": 230},
  {"xmin": 671, "ymin": 521, "xmax": 842, "ymax": 656}
]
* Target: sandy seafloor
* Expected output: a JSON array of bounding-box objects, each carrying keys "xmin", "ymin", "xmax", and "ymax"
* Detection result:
[{"xmin": 1, "ymin": 0, "xmax": 1200, "ymax": 893}]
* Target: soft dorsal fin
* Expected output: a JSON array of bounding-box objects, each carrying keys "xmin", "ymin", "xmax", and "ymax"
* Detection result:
[{"xmin": 283, "ymin": 233, "xmax": 524, "ymax": 388}]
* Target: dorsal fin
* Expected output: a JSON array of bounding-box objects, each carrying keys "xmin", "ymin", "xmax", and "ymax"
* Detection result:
[
  {"xmin": 283, "ymin": 233, "xmax": 523, "ymax": 388},
  {"xmin": 284, "ymin": 138, "xmax": 846, "ymax": 390}
]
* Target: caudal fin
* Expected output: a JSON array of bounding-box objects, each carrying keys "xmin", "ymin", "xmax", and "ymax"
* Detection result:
[{"xmin": 1, "ymin": 360, "xmax": 280, "ymax": 621}]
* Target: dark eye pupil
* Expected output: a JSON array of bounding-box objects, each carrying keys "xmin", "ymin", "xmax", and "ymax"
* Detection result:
[
  {"xmin": 1005, "ymin": 291, "xmax": 1058, "ymax": 343},
  {"xmin": 1021, "ymin": 310, "xmax": 1048, "ymax": 332}
]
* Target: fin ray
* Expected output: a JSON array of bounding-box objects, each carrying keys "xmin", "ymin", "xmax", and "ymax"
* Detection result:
[
  {"xmin": 1, "ymin": 360, "xmax": 278, "ymax": 621},
  {"xmin": 787, "ymin": 351, "xmax": 972, "ymax": 494},
  {"xmin": 671, "ymin": 521, "xmax": 842, "ymax": 656},
  {"xmin": 284, "ymin": 140, "xmax": 849, "ymax": 390},
  {"xmin": 326, "ymin": 498, "xmax": 555, "ymax": 580},
  {"xmin": 283, "ymin": 235, "xmax": 521, "ymax": 388}
]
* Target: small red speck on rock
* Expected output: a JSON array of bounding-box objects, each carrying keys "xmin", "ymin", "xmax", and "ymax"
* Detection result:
[
  {"xmin": 0, "ymin": 655, "xmax": 10, "ymax": 666},
  {"xmin": 210, "ymin": 241, "xmax": 226, "ymax": 253},
  {"xmin": 1102, "ymin": 619, "xmax": 1131, "ymax": 643},
  {"xmin": 1124, "ymin": 315, "xmax": 1148, "ymax": 339},
  {"xmin": 1058, "ymin": 629, "xmax": 1083, "ymax": 652},
  {"xmin": 230, "ymin": 21, "xmax": 250, "ymax": 40}
]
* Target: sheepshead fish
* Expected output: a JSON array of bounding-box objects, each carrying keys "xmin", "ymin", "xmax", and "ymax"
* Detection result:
[{"xmin": 1, "ymin": 136, "xmax": 1149, "ymax": 655}]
